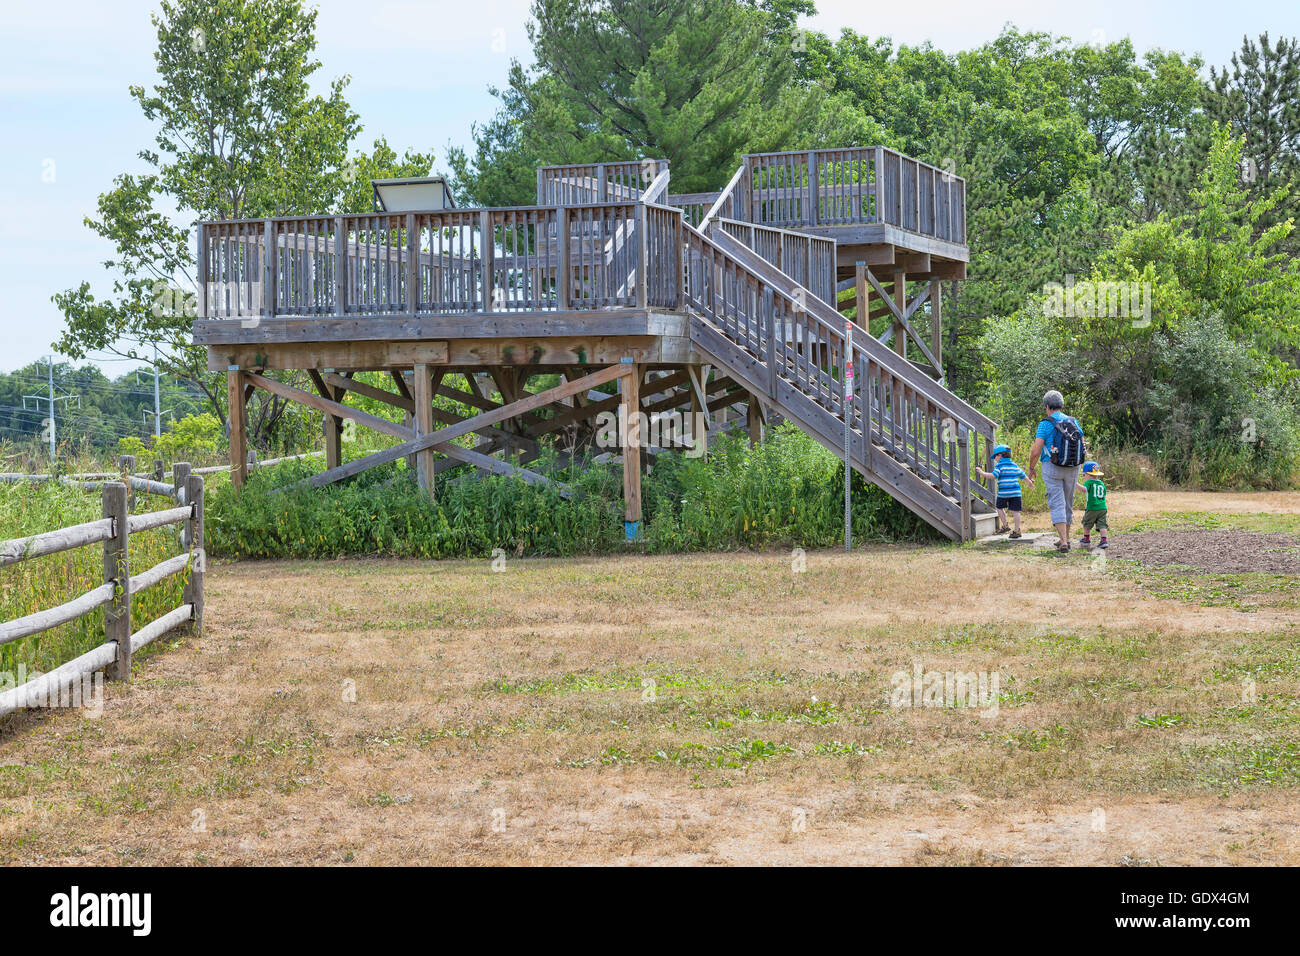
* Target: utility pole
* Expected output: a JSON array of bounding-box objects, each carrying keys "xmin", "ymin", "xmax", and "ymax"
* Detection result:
[
  {"xmin": 142, "ymin": 343, "xmax": 173, "ymax": 438},
  {"xmin": 21, "ymin": 355, "xmax": 80, "ymax": 461}
]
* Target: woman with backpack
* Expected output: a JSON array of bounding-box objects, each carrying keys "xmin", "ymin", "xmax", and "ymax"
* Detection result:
[{"xmin": 1026, "ymin": 390, "xmax": 1087, "ymax": 553}]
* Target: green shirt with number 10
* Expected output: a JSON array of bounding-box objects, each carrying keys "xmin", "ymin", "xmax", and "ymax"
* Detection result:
[{"xmin": 1083, "ymin": 477, "xmax": 1107, "ymax": 511}]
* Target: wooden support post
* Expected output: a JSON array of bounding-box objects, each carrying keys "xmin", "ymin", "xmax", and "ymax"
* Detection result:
[
  {"xmin": 103, "ymin": 482, "xmax": 131, "ymax": 682},
  {"xmin": 855, "ymin": 261, "xmax": 868, "ymax": 330},
  {"xmin": 227, "ymin": 369, "xmax": 248, "ymax": 489},
  {"xmin": 184, "ymin": 474, "xmax": 204, "ymax": 632},
  {"xmin": 413, "ymin": 363, "xmax": 436, "ymax": 499},
  {"xmin": 118, "ymin": 455, "xmax": 136, "ymax": 512},
  {"xmin": 892, "ymin": 268, "xmax": 907, "ymax": 360},
  {"xmin": 930, "ymin": 280, "xmax": 943, "ymax": 382},
  {"xmin": 173, "ymin": 461, "xmax": 191, "ymax": 502},
  {"xmin": 747, "ymin": 395, "xmax": 765, "ymax": 446},
  {"xmin": 958, "ymin": 427, "xmax": 971, "ymax": 542},
  {"xmin": 620, "ymin": 365, "xmax": 642, "ymax": 538},
  {"xmin": 687, "ymin": 364, "xmax": 710, "ymax": 458},
  {"xmin": 153, "ymin": 458, "xmax": 164, "ymax": 482}
]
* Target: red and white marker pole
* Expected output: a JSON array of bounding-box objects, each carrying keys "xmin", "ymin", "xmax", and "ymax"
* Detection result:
[{"xmin": 844, "ymin": 316, "xmax": 854, "ymax": 552}]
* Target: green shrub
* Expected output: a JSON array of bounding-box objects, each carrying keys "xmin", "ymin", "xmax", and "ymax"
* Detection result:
[{"xmin": 206, "ymin": 425, "xmax": 939, "ymax": 560}]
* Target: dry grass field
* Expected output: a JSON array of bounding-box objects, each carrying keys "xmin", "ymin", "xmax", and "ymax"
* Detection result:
[{"xmin": 2, "ymin": 491, "xmax": 1298, "ymax": 865}]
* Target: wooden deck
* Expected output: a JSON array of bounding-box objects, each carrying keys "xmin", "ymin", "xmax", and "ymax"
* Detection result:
[{"xmin": 194, "ymin": 147, "xmax": 995, "ymax": 542}]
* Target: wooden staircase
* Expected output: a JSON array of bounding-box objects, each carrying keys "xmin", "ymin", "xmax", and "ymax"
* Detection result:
[{"xmin": 679, "ymin": 216, "xmax": 998, "ymax": 541}]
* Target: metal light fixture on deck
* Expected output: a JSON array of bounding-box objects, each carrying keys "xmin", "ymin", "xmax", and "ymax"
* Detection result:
[{"xmin": 371, "ymin": 175, "xmax": 457, "ymax": 213}]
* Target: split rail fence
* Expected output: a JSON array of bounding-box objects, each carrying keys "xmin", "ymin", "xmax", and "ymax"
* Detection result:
[{"xmin": 0, "ymin": 463, "xmax": 205, "ymax": 719}]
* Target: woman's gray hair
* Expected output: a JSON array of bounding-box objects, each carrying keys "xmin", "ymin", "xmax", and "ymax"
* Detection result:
[{"xmin": 1043, "ymin": 390, "xmax": 1064, "ymax": 410}]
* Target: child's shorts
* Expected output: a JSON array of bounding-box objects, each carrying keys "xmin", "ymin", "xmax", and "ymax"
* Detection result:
[
  {"xmin": 996, "ymin": 496, "xmax": 1023, "ymax": 511},
  {"xmin": 1082, "ymin": 509, "xmax": 1108, "ymax": 532}
]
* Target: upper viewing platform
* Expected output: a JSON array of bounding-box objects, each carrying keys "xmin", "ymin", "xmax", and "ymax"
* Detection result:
[{"xmin": 192, "ymin": 145, "xmax": 967, "ymax": 339}]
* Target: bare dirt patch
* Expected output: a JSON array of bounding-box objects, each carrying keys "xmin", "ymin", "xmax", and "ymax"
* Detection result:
[{"xmin": 1108, "ymin": 529, "xmax": 1300, "ymax": 574}]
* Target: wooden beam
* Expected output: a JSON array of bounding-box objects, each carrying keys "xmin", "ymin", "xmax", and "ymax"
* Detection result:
[
  {"xmin": 413, "ymin": 364, "xmax": 436, "ymax": 498},
  {"xmin": 309, "ymin": 369, "xmax": 346, "ymax": 470},
  {"xmin": 295, "ymin": 364, "xmax": 632, "ymax": 489},
  {"xmin": 892, "ymin": 269, "xmax": 906, "ymax": 360},
  {"xmin": 621, "ymin": 364, "xmax": 642, "ymax": 532},
  {"xmin": 227, "ymin": 369, "xmax": 248, "ymax": 489},
  {"xmin": 243, "ymin": 372, "xmax": 414, "ymax": 442},
  {"xmin": 323, "ymin": 372, "xmax": 414, "ymax": 413},
  {"xmin": 930, "ymin": 281, "xmax": 943, "ymax": 382}
]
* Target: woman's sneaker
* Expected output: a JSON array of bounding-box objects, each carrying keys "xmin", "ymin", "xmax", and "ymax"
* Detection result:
[{"xmin": 1008, "ymin": 531, "xmax": 1022, "ymax": 539}]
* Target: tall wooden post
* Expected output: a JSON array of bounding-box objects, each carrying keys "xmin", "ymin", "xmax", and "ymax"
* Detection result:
[
  {"xmin": 747, "ymin": 395, "xmax": 765, "ymax": 446},
  {"xmin": 118, "ymin": 455, "xmax": 136, "ymax": 512},
  {"xmin": 855, "ymin": 261, "xmax": 868, "ymax": 330},
  {"xmin": 185, "ymin": 474, "xmax": 205, "ymax": 632},
  {"xmin": 103, "ymin": 482, "xmax": 131, "ymax": 682},
  {"xmin": 930, "ymin": 280, "xmax": 943, "ymax": 381},
  {"xmin": 620, "ymin": 365, "xmax": 642, "ymax": 539},
  {"xmin": 958, "ymin": 427, "xmax": 971, "ymax": 542},
  {"xmin": 413, "ymin": 363, "xmax": 436, "ymax": 499},
  {"xmin": 892, "ymin": 268, "xmax": 907, "ymax": 360},
  {"xmin": 227, "ymin": 369, "xmax": 248, "ymax": 489}
]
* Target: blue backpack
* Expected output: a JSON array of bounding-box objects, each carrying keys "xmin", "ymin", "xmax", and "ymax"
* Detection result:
[{"xmin": 1044, "ymin": 414, "xmax": 1086, "ymax": 468}]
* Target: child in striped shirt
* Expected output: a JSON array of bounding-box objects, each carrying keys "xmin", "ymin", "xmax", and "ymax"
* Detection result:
[{"xmin": 976, "ymin": 444, "xmax": 1033, "ymax": 538}]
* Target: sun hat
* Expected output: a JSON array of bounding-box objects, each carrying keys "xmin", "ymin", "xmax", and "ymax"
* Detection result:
[{"xmin": 1082, "ymin": 461, "xmax": 1103, "ymax": 475}]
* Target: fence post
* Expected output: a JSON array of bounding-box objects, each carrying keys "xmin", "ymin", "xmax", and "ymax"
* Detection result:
[
  {"xmin": 185, "ymin": 474, "xmax": 205, "ymax": 632},
  {"xmin": 104, "ymin": 482, "xmax": 132, "ymax": 682},
  {"xmin": 246, "ymin": 448, "xmax": 257, "ymax": 475},
  {"xmin": 118, "ymin": 454, "xmax": 136, "ymax": 512},
  {"xmin": 153, "ymin": 458, "xmax": 164, "ymax": 482},
  {"xmin": 173, "ymin": 461, "xmax": 191, "ymax": 505}
]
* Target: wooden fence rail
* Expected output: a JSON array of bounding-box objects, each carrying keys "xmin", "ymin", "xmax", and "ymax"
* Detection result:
[{"xmin": 0, "ymin": 468, "xmax": 205, "ymax": 720}]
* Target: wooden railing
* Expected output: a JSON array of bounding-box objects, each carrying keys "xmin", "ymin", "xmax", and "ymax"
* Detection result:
[
  {"xmin": 715, "ymin": 218, "xmax": 836, "ymax": 307},
  {"xmin": 704, "ymin": 147, "xmax": 966, "ymax": 245},
  {"xmin": 667, "ymin": 192, "xmax": 720, "ymax": 228},
  {"xmin": 682, "ymin": 222, "xmax": 993, "ymax": 537},
  {"xmin": 198, "ymin": 201, "xmax": 685, "ymax": 318},
  {"xmin": 0, "ymin": 465, "xmax": 204, "ymax": 718},
  {"xmin": 536, "ymin": 160, "xmax": 669, "ymax": 205}
]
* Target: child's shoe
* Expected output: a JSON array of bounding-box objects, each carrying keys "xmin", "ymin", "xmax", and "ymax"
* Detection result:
[
  {"xmin": 1099, "ymin": 536, "xmax": 1108, "ymax": 549},
  {"xmin": 1080, "ymin": 534, "xmax": 1091, "ymax": 548}
]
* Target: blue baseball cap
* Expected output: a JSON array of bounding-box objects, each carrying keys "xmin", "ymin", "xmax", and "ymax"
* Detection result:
[
  {"xmin": 1082, "ymin": 461, "xmax": 1103, "ymax": 475},
  {"xmin": 991, "ymin": 444, "xmax": 1011, "ymax": 457}
]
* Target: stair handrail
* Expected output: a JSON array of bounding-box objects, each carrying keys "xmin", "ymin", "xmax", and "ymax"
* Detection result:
[
  {"xmin": 699, "ymin": 162, "xmax": 747, "ymax": 231},
  {"xmin": 696, "ymin": 221, "xmax": 996, "ymax": 442}
]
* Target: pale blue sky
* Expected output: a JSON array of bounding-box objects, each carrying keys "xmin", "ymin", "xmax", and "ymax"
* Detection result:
[{"xmin": 1, "ymin": 0, "xmax": 1296, "ymax": 372}]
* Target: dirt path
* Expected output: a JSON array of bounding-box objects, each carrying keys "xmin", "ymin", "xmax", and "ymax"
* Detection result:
[{"xmin": 1, "ymin": 492, "xmax": 1297, "ymax": 865}]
